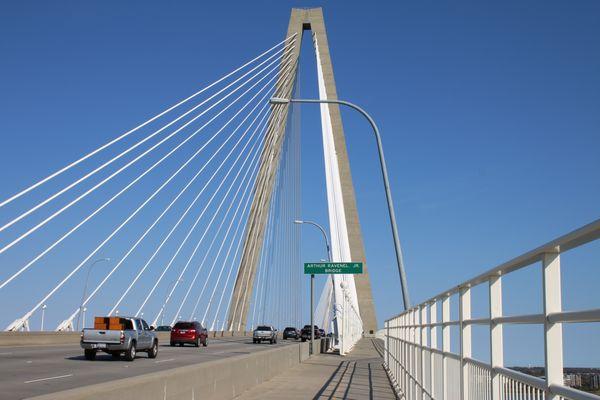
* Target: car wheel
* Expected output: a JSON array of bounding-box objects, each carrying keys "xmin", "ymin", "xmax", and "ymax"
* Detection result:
[
  {"xmin": 170, "ymin": 341, "xmax": 175, "ymax": 347},
  {"xmin": 84, "ymin": 349, "xmax": 96, "ymax": 360},
  {"xmin": 195, "ymin": 337, "xmax": 200, "ymax": 347},
  {"xmin": 202, "ymin": 338, "xmax": 207, "ymax": 347},
  {"xmin": 124, "ymin": 342, "xmax": 136, "ymax": 361},
  {"xmin": 148, "ymin": 341, "xmax": 158, "ymax": 359}
]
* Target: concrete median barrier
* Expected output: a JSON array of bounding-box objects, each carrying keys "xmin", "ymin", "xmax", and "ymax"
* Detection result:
[
  {"xmin": 0, "ymin": 332, "xmax": 81, "ymax": 347},
  {"xmin": 27, "ymin": 341, "xmax": 311, "ymax": 400}
]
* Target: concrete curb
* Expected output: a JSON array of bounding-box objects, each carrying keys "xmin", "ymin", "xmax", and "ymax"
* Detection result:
[{"xmin": 26, "ymin": 341, "xmax": 310, "ymax": 400}]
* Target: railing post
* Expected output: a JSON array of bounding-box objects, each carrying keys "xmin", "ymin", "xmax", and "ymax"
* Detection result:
[
  {"xmin": 385, "ymin": 319, "xmax": 390, "ymax": 369},
  {"xmin": 421, "ymin": 305, "xmax": 428, "ymax": 398},
  {"xmin": 393, "ymin": 317, "xmax": 398, "ymax": 391},
  {"xmin": 442, "ymin": 295, "xmax": 451, "ymax": 400},
  {"xmin": 415, "ymin": 307, "xmax": 423, "ymax": 399},
  {"xmin": 397, "ymin": 317, "xmax": 401, "ymax": 393},
  {"xmin": 430, "ymin": 300, "xmax": 438, "ymax": 399},
  {"xmin": 410, "ymin": 309, "xmax": 416, "ymax": 399},
  {"xmin": 460, "ymin": 286, "xmax": 472, "ymax": 400},
  {"xmin": 401, "ymin": 313, "xmax": 406, "ymax": 396},
  {"xmin": 405, "ymin": 312, "xmax": 410, "ymax": 397},
  {"xmin": 543, "ymin": 252, "xmax": 563, "ymax": 400},
  {"xmin": 489, "ymin": 275, "xmax": 504, "ymax": 400}
]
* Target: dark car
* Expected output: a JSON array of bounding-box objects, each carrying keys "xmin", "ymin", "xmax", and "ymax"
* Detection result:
[
  {"xmin": 170, "ymin": 321, "xmax": 208, "ymax": 347},
  {"xmin": 319, "ymin": 328, "xmax": 325, "ymax": 337},
  {"xmin": 283, "ymin": 327, "xmax": 300, "ymax": 340},
  {"xmin": 300, "ymin": 325, "xmax": 321, "ymax": 342},
  {"xmin": 155, "ymin": 325, "xmax": 172, "ymax": 332}
]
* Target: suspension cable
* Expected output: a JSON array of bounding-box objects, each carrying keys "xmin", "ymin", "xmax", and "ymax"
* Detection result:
[
  {"xmin": 178, "ymin": 134, "xmax": 263, "ymax": 323},
  {"xmin": 107, "ymin": 101, "xmax": 272, "ymax": 317},
  {"xmin": 146, "ymin": 125, "xmax": 267, "ymax": 325},
  {"xmin": 0, "ymin": 34, "xmax": 296, "ymax": 209},
  {"xmin": 0, "ymin": 46, "xmax": 295, "ymax": 256},
  {"xmin": 230, "ymin": 68, "xmax": 297, "ymax": 330},
  {"xmin": 6, "ymin": 70, "xmax": 289, "ymax": 328},
  {"xmin": 0, "ymin": 55, "xmax": 292, "ymax": 295},
  {"xmin": 66, "ymin": 85, "xmax": 276, "ymax": 323}
]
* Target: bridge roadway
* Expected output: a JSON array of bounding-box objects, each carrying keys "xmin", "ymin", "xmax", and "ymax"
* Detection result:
[{"xmin": 0, "ymin": 336, "xmax": 295, "ymax": 399}]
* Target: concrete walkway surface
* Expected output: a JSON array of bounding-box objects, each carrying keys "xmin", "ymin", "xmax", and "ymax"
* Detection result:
[{"xmin": 235, "ymin": 338, "xmax": 398, "ymax": 400}]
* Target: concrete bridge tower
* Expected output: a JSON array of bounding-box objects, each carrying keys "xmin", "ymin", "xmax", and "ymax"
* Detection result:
[{"xmin": 227, "ymin": 8, "xmax": 378, "ymax": 335}]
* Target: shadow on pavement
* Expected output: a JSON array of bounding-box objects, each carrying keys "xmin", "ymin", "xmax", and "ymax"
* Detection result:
[{"xmin": 311, "ymin": 339, "xmax": 398, "ymax": 400}]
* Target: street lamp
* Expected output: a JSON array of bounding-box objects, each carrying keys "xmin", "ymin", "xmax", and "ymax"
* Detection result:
[
  {"xmin": 77, "ymin": 257, "xmax": 111, "ymax": 330},
  {"xmin": 82, "ymin": 307, "xmax": 87, "ymax": 329},
  {"xmin": 41, "ymin": 304, "xmax": 47, "ymax": 331},
  {"xmin": 159, "ymin": 278, "xmax": 183, "ymax": 326},
  {"xmin": 294, "ymin": 219, "xmax": 333, "ymax": 355},
  {"xmin": 294, "ymin": 220, "xmax": 332, "ymax": 262},
  {"xmin": 274, "ymin": 97, "xmax": 411, "ymax": 309}
]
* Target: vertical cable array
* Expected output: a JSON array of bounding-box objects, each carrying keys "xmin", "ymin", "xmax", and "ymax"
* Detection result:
[{"xmin": 246, "ymin": 79, "xmax": 302, "ymax": 330}]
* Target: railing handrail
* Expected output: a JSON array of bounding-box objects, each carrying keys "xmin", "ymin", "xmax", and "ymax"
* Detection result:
[
  {"xmin": 383, "ymin": 219, "xmax": 600, "ymax": 400},
  {"xmin": 388, "ymin": 218, "xmax": 600, "ymax": 319}
]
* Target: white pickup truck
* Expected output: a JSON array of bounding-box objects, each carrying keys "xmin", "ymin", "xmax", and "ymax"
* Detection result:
[{"xmin": 80, "ymin": 316, "xmax": 158, "ymax": 361}]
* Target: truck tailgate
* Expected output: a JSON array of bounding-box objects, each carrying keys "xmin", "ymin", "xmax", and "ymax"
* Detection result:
[{"xmin": 82, "ymin": 329, "xmax": 122, "ymax": 344}]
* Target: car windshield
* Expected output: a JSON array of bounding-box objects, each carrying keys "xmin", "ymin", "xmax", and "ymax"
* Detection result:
[
  {"xmin": 173, "ymin": 322, "xmax": 194, "ymax": 329},
  {"xmin": 284, "ymin": 327, "xmax": 295, "ymax": 331},
  {"xmin": 256, "ymin": 326, "xmax": 271, "ymax": 331}
]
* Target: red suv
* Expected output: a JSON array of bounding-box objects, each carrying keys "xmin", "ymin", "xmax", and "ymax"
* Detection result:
[{"xmin": 170, "ymin": 321, "xmax": 208, "ymax": 347}]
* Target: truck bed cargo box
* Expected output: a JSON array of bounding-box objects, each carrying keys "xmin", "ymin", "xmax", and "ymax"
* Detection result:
[{"xmin": 94, "ymin": 317, "xmax": 109, "ymax": 330}]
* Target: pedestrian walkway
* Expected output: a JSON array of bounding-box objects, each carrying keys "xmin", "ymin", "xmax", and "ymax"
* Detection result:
[{"xmin": 235, "ymin": 338, "xmax": 398, "ymax": 400}]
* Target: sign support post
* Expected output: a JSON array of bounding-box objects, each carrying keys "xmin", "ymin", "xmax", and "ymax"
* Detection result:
[
  {"xmin": 303, "ymin": 262, "xmax": 363, "ymax": 355},
  {"xmin": 310, "ymin": 273, "xmax": 315, "ymax": 355}
]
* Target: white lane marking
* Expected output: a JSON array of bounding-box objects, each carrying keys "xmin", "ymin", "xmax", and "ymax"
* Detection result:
[
  {"xmin": 155, "ymin": 358, "xmax": 175, "ymax": 364},
  {"xmin": 24, "ymin": 374, "xmax": 73, "ymax": 384},
  {"xmin": 0, "ymin": 352, "xmax": 13, "ymax": 355},
  {"xmin": 26, "ymin": 360, "xmax": 32, "ymax": 364}
]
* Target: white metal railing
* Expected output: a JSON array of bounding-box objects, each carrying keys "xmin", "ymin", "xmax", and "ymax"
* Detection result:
[{"xmin": 384, "ymin": 219, "xmax": 600, "ymax": 400}]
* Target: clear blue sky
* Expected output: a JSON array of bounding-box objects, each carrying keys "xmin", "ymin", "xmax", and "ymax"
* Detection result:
[{"xmin": 0, "ymin": 1, "xmax": 599, "ymax": 366}]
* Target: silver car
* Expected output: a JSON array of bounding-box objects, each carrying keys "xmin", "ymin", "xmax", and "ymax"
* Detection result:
[
  {"xmin": 253, "ymin": 325, "xmax": 277, "ymax": 344},
  {"xmin": 81, "ymin": 317, "xmax": 158, "ymax": 361}
]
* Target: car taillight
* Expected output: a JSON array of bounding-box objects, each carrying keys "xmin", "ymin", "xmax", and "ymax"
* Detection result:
[
  {"xmin": 120, "ymin": 331, "xmax": 125, "ymax": 344},
  {"xmin": 189, "ymin": 329, "xmax": 195, "ymax": 334}
]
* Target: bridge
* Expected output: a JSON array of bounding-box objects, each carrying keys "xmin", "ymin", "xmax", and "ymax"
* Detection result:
[{"xmin": 1, "ymin": 6, "xmax": 598, "ymax": 400}]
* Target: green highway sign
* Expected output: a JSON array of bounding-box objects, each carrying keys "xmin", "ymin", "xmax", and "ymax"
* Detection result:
[{"xmin": 304, "ymin": 262, "xmax": 363, "ymax": 275}]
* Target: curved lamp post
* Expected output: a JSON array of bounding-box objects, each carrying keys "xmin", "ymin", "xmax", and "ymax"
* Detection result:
[
  {"xmin": 77, "ymin": 257, "xmax": 111, "ymax": 330},
  {"xmin": 294, "ymin": 219, "xmax": 333, "ymax": 355},
  {"xmin": 273, "ymin": 97, "xmax": 411, "ymax": 309}
]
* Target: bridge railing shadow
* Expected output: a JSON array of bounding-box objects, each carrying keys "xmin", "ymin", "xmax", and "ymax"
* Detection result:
[{"xmin": 312, "ymin": 339, "xmax": 398, "ymax": 400}]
